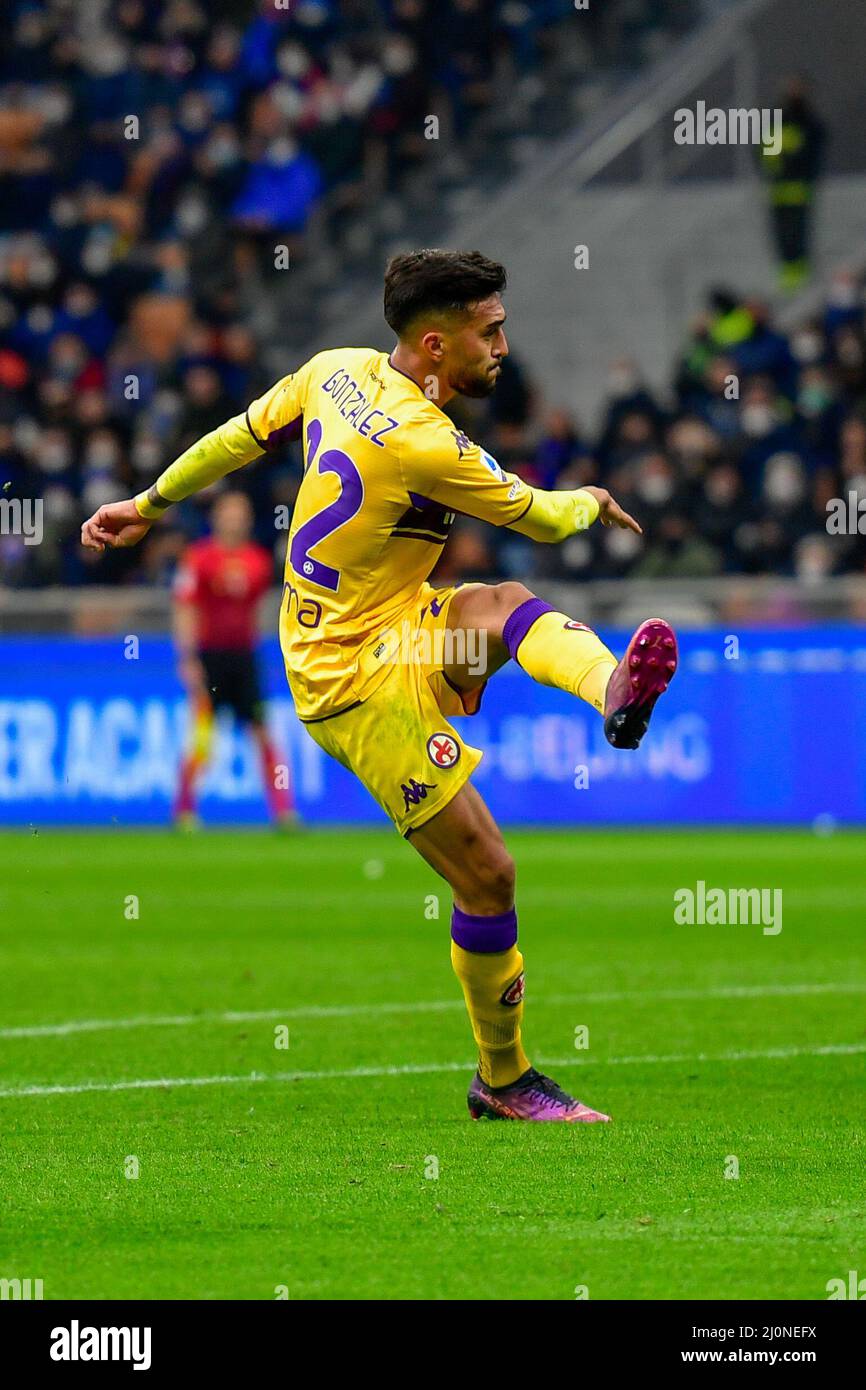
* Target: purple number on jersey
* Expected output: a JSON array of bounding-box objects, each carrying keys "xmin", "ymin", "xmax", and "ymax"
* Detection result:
[{"xmin": 289, "ymin": 418, "xmax": 364, "ymax": 592}]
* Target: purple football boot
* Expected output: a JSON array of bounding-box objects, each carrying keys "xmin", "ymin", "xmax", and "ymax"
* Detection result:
[
  {"xmin": 467, "ymin": 1068, "xmax": 611, "ymax": 1123},
  {"xmin": 604, "ymin": 617, "xmax": 678, "ymax": 750}
]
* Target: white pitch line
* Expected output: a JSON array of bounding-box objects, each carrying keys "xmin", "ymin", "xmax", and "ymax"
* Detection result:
[
  {"xmin": 0, "ymin": 1001, "xmax": 461, "ymax": 1040},
  {"xmin": 1, "ymin": 1042, "xmax": 863, "ymax": 1101},
  {"xmin": 1, "ymin": 980, "xmax": 864, "ymax": 1041}
]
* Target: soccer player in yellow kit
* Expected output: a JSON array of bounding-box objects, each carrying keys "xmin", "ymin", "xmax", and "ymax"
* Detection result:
[{"xmin": 82, "ymin": 250, "xmax": 678, "ymax": 1123}]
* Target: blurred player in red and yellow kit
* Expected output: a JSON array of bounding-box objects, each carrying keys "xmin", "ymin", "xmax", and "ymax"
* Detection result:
[
  {"xmin": 173, "ymin": 491, "xmax": 296, "ymax": 829},
  {"xmin": 82, "ymin": 250, "xmax": 677, "ymax": 1123}
]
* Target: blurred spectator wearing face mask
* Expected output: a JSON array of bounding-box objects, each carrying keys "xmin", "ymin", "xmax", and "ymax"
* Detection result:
[
  {"xmin": 666, "ymin": 415, "xmax": 721, "ymax": 485},
  {"xmin": 794, "ymin": 534, "xmax": 837, "ymax": 583},
  {"xmin": 172, "ymin": 364, "xmax": 227, "ymax": 454},
  {"xmin": 737, "ymin": 377, "xmax": 805, "ymax": 493},
  {"xmin": 597, "ymin": 358, "xmax": 662, "ymax": 462},
  {"xmin": 823, "ymin": 268, "xmax": 864, "ymax": 340},
  {"xmin": 790, "ymin": 317, "xmax": 827, "ymax": 368},
  {"xmin": 695, "ymin": 356, "xmax": 742, "ymax": 440},
  {"xmin": 796, "ymin": 364, "xmax": 843, "ymax": 458},
  {"xmin": 600, "ymin": 406, "xmax": 660, "ymax": 474},
  {"xmin": 694, "ymin": 462, "xmax": 754, "ymax": 571},
  {"xmin": 829, "ymin": 324, "xmax": 866, "ymax": 400},
  {"xmin": 839, "ymin": 413, "xmax": 866, "ymax": 475},
  {"xmin": 231, "ymin": 133, "xmax": 323, "ymax": 239},
  {"xmin": 534, "ymin": 406, "xmax": 586, "ymax": 489},
  {"xmin": 756, "ymin": 452, "xmax": 815, "ymax": 574},
  {"xmin": 632, "ymin": 452, "xmax": 682, "ymax": 533},
  {"xmin": 837, "ymin": 415, "xmax": 866, "ymax": 567},
  {"xmin": 633, "ymin": 513, "xmax": 723, "ymax": 580}
]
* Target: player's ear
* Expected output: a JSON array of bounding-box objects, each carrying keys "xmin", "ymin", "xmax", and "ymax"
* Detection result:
[{"xmin": 420, "ymin": 329, "xmax": 445, "ymax": 361}]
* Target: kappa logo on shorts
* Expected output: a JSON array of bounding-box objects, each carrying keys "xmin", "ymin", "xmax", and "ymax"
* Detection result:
[
  {"xmin": 402, "ymin": 778, "xmax": 436, "ymax": 811},
  {"xmin": 500, "ymin": 972, "xmax": 525, "ymax": 1006},
  {"xmin": 427, "ymin": 732, "xmax": 460, "ymax": 768}
]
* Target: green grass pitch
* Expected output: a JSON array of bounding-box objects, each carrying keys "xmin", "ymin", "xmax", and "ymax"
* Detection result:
[{"xmin": 1, "ymin": 826, "xmax": 864, "ymax": 1301}]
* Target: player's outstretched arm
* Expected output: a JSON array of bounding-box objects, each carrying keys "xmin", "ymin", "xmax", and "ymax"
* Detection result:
[
  {"xmin": 80, "ymin": 361, "xmax": 314, "ymax": 553},
  {"xmin": 404, "ymin": 415, "xmax": 641, "ymax": 545},
  {"xmin": 80, "ymin": 415, "xmax": 264, "ymax": 551},
  {"xmin": 507, "ymin": 484, "xmax": 642, "ymax": 544}
]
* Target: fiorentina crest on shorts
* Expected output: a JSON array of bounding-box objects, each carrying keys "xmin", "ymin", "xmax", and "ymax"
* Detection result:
[
  {"xmin": 426, "ymin": 732, "xmax": 460, "ymax": 768},
  {"xmin": 563, "ymin": 620, "xmax": 591, "ymax": 631}
]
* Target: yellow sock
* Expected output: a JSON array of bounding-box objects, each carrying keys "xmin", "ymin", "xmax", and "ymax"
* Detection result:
[
  {"xmin": 451, "ymin": 940, "xmax": 530, "ymax": 1088},
  {"xmin": 513, "ymin": 612, "xmax": 617, "ymax": 713}
]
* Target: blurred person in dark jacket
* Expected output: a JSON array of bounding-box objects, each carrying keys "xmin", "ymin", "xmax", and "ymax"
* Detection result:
[{"xmin": 761, "ymin": 75, "xmax": 826, "ymax": 292}]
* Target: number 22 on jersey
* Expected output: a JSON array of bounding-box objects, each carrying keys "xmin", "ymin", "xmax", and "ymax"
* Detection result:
[{"xmin": 290, "ymin": 418, "xmax": 364, "ymax": 593}]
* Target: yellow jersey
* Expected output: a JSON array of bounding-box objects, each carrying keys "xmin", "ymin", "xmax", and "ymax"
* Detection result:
[{"xmin": 246, "ymin": 347, "xmax": 533, "ymax": 721}]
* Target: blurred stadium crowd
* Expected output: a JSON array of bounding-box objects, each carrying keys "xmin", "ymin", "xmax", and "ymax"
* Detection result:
[
  {"xmin": 1, "ymin": 0, "xmax": 863, "ymax": 592},
  {"xmin": 447, "ymin": 274, "xmax": 866, "ymax": 588}
]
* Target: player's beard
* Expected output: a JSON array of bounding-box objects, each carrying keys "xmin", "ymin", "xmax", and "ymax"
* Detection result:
[{"xmin": 454, "ymin": 365, "xmax": 499, "ymax": 398}]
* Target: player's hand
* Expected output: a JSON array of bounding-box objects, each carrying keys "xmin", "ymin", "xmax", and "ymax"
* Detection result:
[
  {"xmin": 582, "ymin": 486, "xmax": 643, "ymax": 536},
  {"xmin": 81, "ymin": 499, "xmax": 152, "ymax": 552}
]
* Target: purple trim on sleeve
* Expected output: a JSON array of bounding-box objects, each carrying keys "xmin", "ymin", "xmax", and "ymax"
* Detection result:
[
  {"xmin": 451, "ymin": 906, "xmax": 518, "ymax": 954},
  {"xmin": 245, "ymin": 408, "xmax": 266, "ymax": 449},
  {"xmin": 502, "ymin": 597, "xmax": 555, "ymax": 663},
  {"xmin": 260, "ymin": 415, "xmax": 303, "ymax": 452}
]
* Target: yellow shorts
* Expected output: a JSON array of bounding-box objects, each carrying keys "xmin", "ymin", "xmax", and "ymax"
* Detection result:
[{"xmin": 303, "ymin": 583, "xmax": 485, "ymax": 835}]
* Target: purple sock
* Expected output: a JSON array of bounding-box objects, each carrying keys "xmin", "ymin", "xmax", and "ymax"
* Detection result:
[
  {"xmin": 451, "ymin": 906, "xmax": 518, "ymax": 954},
  {"xmin": 502, "ymin": 597, "xmax": 555, "ymax": 665}
]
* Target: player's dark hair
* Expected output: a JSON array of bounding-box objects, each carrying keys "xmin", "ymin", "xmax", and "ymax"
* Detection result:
[{"xmin": 383, "ymin": 249, "xmax": 507, "ymax": 336}]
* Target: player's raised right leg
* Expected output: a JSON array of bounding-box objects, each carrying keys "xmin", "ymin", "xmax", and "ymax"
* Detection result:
[
  {"xmin": 410, "ymin": 782, "xmax": 610, "ymax": 1123},
  {"xmin": 443, "ymin": 582, "xmax": 677, "ymax": 749}
]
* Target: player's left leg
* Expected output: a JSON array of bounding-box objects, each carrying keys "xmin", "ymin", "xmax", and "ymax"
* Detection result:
[
  {"xmin": 409, "ymin": 781, "xmax": 610, "ymax": 1123},
  {"xmin": 300, "ymin": 630, "xmax": 607, "ymax": 1123},
  {"xmin": 443, "ymin": 581, "xmax": 677, "ymax": 749}
]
